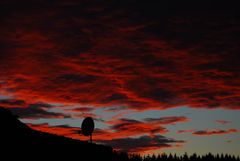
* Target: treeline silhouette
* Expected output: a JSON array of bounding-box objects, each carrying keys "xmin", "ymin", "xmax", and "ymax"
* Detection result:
[{"xmin": 115, "ymin": 152, "xmax": 240, "ymax": 161}]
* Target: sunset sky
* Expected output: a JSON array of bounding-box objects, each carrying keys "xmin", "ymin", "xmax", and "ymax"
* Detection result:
[{"xmin": 0, "ymin": 0, "xmax": 239, "ymax": 155}]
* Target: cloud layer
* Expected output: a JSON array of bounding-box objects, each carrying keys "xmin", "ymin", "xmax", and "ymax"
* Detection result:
[{"xmin": 0, "ymin": 0, "xmax": 240, "ymax": 111}]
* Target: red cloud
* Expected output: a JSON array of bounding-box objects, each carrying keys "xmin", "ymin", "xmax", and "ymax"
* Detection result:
[
  {"xmin": 0, "ymin": 2, "xmax": 240, "ymax": 111},
  {"xmin": 192, "ymin": 129, "xmax": 238, "ymax": 135},
  {"xmin": 28, "ymin": 123, "xmax": 109, "ymax": 141},
  {"xmin": 1, "ymin": 33, "xmax": 240, "ymax": 110},
  {"xmin": 64, "ymin": 107, "xmax": 94, "ymax": 112}
]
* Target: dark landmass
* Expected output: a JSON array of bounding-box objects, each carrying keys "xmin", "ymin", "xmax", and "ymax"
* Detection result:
[{"xmin": 0, "ymin": 107, "xmax": 114, "ymax": 160}]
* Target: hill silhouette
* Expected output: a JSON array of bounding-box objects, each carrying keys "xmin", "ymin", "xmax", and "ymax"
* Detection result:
[{"xmin": 0, "ymin": 107, "xmax": 114, "ymax": 160}]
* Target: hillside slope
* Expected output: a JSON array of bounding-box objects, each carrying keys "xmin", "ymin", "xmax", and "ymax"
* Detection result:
[{"xmin": 0, "ymin": 107, "xmax": 115, "ymax": 160}]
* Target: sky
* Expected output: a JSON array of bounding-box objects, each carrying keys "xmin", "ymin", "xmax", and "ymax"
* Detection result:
[{"xmin": 0, "ymin": 0, "xmax": 240, "ymax": 156}]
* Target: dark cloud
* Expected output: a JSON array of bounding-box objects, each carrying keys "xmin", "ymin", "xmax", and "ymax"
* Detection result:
[
  {"xmin": 110, "ymin": 118, "xmax": 166, "ymax": 135},
  {"xmin": 216, "ymin": 120, "xmax": 231, "ymax": 125},
  {"xmin": 104, "ymin": 106, "xmax": 127, "ymax": 112},
  {"xmin": 177, "ymin": 128, "xmax": 238, "ymax": 135},
  {"xmin": 10, "ymin": 103, "xmax": 69, "ymax": 119},
  {"xmin": 192, "ymin": 129, "xmax": 238, "ymax": 136},
  {"xmin": 101, "ymin": 93, "xmax": 129, "ymax": 104},
  {"xmin": 0, "ymin": 98, "xmax": 66, "ymax": 119},
  {"xmin": 177, "ymin": 130, "xmax": 194, "ymax": 134},
  {"xmin": 144, "ymin": 116, "xmax": 189, "ymax": 125},
  {"xmin": 56, "ymin": 74, "xmax": 99, "ymax": 83},
  {"xmin": 73, "ymin": 112, "xmax": 105, "ymax": 122},
  {"xmin": 109, "ymin": 116, "xmax": 188, "ymax": 136},
  {"xmin": 99, "ymin": 135, "xmax": 185, "ymax": 153},
  {"xmin": 0, "ymin": 99, "xmax": 26, "ymax": 107}
]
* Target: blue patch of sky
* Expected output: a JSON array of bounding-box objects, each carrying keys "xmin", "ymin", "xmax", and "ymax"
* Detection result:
[{"xmin": 0, "ymin": 94, "xmax": 13, "ymax": 100}]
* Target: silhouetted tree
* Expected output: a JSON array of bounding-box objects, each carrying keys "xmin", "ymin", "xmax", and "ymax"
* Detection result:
[
  {"xmin": 174, "ymin": 153, "xmax": 179, "ymax": 161},
  {"xmin": 151, "ymin": 154, "xmax": 157, "ymax": 161},
  {"xmin": 183, "ymin": 152, "xmax": 189, "ymax": 161},
  {"xmin": 117, "ymin": 152, "xmax": 129, "ymax": 161},
  {"xmin": 130, "ymin": 154, "xmax": 142, "ymax": 161},
  {"xmin": 168, "ymin": 153, "xmax": 174, "ymax": 161}
]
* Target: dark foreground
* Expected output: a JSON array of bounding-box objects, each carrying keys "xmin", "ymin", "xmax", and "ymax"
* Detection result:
[{"xmin": 0, "ymin": 107, "xmax": 114, "ymax": 160}]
